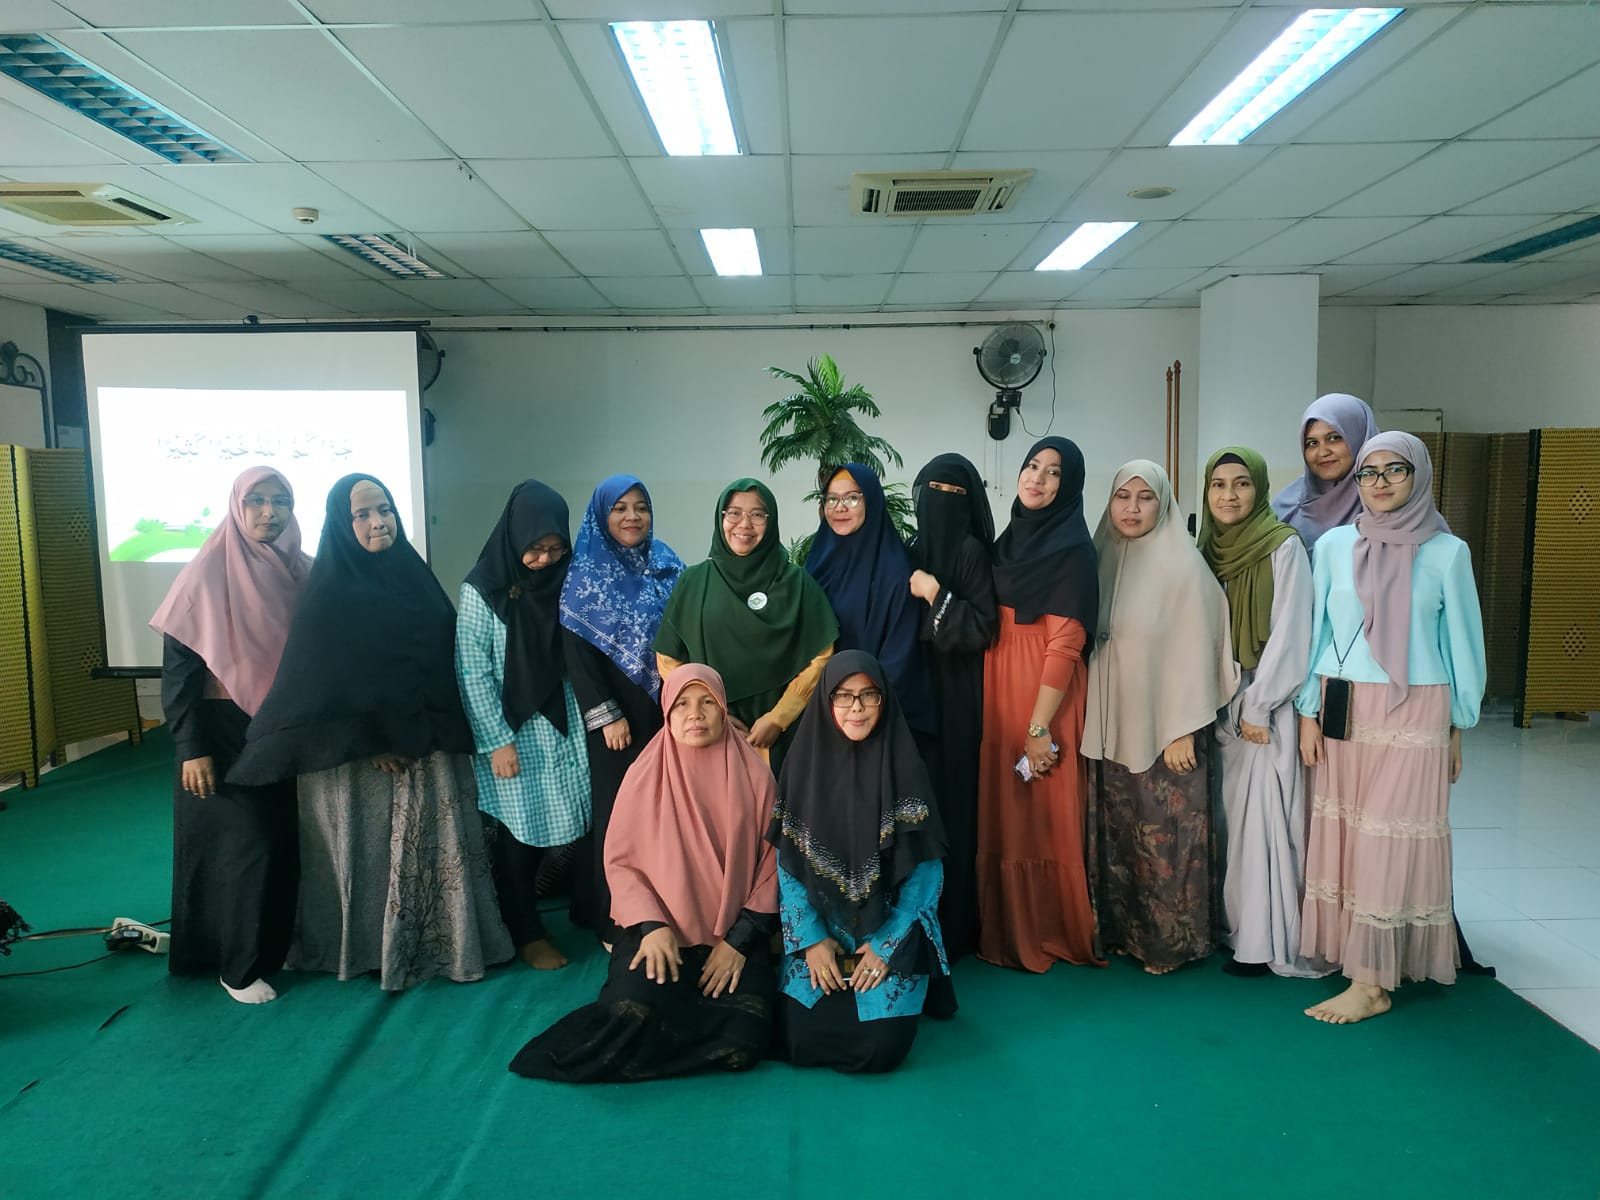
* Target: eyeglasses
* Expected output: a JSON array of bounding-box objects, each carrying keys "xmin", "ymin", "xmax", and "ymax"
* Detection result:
[
  {"xmin": 823, "ymin": 492, "xmax": 863, "ymax": 511},
  {"xmin": 829, "ymin": 688, "xmax": 883, "ymax": 710},
  {"xmin": 721, "ymin": 508, "xmax": 769, "ymax": 527},
  {"xmin": 524, "ymin": 543, "xmax": 567, "ymax": 562},
  {"xmin": 1354, "ymin": 463, "xmax": 1414, "ymax": 487}
]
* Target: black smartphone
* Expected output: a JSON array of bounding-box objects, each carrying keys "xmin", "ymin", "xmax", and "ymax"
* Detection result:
[{"xmin": 1321, "ymin": 677, "xmax": 1352, "ymax": 741}]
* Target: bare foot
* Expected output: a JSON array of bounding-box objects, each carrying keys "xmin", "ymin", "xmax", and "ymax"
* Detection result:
[
  {"xmin": 1305, "ymin": 981, "xmax": 1391, "ymax": 1024},
  {"xmin": 519, "ymin": 938, "xmax": 569, "ymax": 971},
  {"xmin": 1143, "ymin": 962, "xmax": 1178, "ymax": 976},
  {"xmin": 221, "ymin": 977, "xmax": 277, "ymax": 1004}
]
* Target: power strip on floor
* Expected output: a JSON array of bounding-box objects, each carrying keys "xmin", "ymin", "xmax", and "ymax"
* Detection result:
[{"xmin": 105, "ymin": 918, "xmax": 169, "ymax": 955}]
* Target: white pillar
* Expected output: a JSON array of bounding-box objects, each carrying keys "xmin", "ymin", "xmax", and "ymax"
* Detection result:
[{"xmin": 1195, "ymin": 274, "xmax": 1320, "ymax": 514}]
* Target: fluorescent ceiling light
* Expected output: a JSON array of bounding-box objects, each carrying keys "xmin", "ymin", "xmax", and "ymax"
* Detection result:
[
  {"xmin": 0, "ymin": 238, "xmax": 120, "ymax": 283},
  {"xmin": 1170, "ymin": 8, "xmax": 1403, "ymax": 146},
  {"xmin": 701, "ymin": 228, "xmax": 762, "ymax": 277},
  {"xmin": 1468, "ymin": 215, "xmax": 1600, "ymax": 264},
  {"xmin": 323, "ymin": 234, "xmax": 448, "ymax": 279},
  {"xmin": 0, "ymin": 34, "xmax": 248, "ymax": 164},
  {"xmin": 611, "ymin": 20, "xmax": 739, "ymax": 156},
  {"xmin": 1035, "ymin": 222, "xmax": 1137, "ymax": 271}
]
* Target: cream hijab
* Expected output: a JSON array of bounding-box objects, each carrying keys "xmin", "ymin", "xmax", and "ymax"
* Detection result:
[{"xmin": 1083, "ymin": 460, "xmax": 1240, "ymax": 774}]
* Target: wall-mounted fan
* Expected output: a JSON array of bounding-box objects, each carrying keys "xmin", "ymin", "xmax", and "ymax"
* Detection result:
[
  {"xmin": 974, "ymin": 323, "xmax": 1046, "ymax": 440},
  {"xmin": 417, "ymin": 329, "xmax": 445, "ymax": 391}
]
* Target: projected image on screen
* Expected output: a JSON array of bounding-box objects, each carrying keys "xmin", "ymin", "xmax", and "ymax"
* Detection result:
[{"xmin": 96, "ymin": 387, "xmax": 415, "ymax": 562}]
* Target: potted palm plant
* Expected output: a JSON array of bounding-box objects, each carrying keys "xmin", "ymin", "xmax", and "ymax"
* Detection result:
[{"xmin": 759, "ymin": 354, "xmax": 912, "ymax": 563}]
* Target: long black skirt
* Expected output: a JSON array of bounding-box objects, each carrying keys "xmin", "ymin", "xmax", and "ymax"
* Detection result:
[
  {"xmin": 783, "ymin": 991, "xmax": 919, "ymax": 1075},
  {"xmin": 169, "ymin": 699, "xmax": 298, "ymax": 989},
  {"xmin": 509, "ymin": 928, "xmax": 775, "ymax": 1083}
]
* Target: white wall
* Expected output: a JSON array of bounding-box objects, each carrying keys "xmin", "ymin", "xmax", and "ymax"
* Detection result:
[{"xmin": 422, "ymin": 309, "xmax": 1200, "ymax": 589}]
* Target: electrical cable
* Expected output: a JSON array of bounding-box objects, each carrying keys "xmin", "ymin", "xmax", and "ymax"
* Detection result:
[
  {"xmin": 0, "ymin": 952, "xmax": 117, "ymax": 979},
  {"xmin": 1014, "ymin": 321, "xmax": 1059, "ymax": 438}
]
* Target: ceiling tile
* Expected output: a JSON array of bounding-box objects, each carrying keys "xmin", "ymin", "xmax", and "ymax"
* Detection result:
[
  {"xmin": 1455, "ymin": 148, "xmax": 1600, "ymax": 217},
  {"xmin": 1066, "ymin": 267, "xmax": 1201, "ymax": 303},
  {"xmin": 0, "ymin": 163, "xmax": 271, "ymax": 233},
  {"xmin": 695, "ymin": 275, "xmax": 793, "ymax": 310},
  {"xmin": 786, "ymin": 0, "xmax": 1008, "ymax": 11},
  {"xmin": 339, "ymin": 25, "xmax": 613, "ymax": 160},
  {"xmin": 229, "ymin": 234, "xmax": 379, "ymax": 281},
  {"xmin": 946, "ymin": 151, "xmax": 1111, "ymax": 223},
  {"xmin": 1341, "ymin": 263, "xmax": 1518, "ymax": 299},
  {"xmin": 85, "ymin": 280, "xmax": 243, "ymax": 317},
  {"xmin": 0, "ymin": 1, "xmax": 89, "ymax": 30},
  {"xmin": 1, "ymin": 280, "xmax": 180, "ymax": 318},
  {"xmin": 62, "ymin": 1, "xmax": 303, "ymax": 23},
  {"xmin": 470, "ymin": 158, "xmax": 655, "ymax": 231},
  {"xmin": 1193, "ymin": 144, "xmax": 1433, "ymax": 220},
  {"xmin": 308, "ymin": 278, "xmax": 442, "ymax": 314},
  {"xmin": 1227, "ymin": 218, "xmax": 1422, "ymax": 267},
  {"xmin": 794, "ymin": 226, "xmax": 915, "ymax": 275},
  {"xmin": 885, "ymin": 272, "xmax": 997, "ymax": 305},
  {"xmin": 1115, "ymin": 220, "xmax": 1293, "ymax": 269},
  {"xmin": 556, "ymin": 21, "xmax": 661, "ymax": 159},
  {"xmin": 1471, "ymin": 62, "xmax": 1600, "ymax": 141},
  {"xmin": 1430, "ymin": 260, "xmax": 1600, "ymax": 301},
  {"xmin": 544, "ymin": 0, "xmax": 771, "ymax": 15},
  {"xmin": 790, "ymin": 154, "xmax": 943, "ymax": 227},
  {"xmin": 721, "ymin": 18, "xmax": 783, "ymax": 157},
  {"xmin": 303, "ymin": 0, "xmax": 536, "ymax": 20},
  {"xmin": 1337, "ymin": 216, "xmax": 1557, "ymax": 266},
  {"xmin": 1327, "ymin": 142, "xmax": 1594, "ymax": 218},
  {"xmin": 140, "ymin": 162, "xmax": 391, "ymax": 234},
  {"xmin": 315, "ymin": 161, "xmax": 525, "ymax": 233},
  {"xmin": 962, "ymin": 11, "xmax": 1230, "ymax": 152},
  {"xmin": 0, "ymin": 97, "xmax": 129, "ymax": 168},
  {"xmin": 1309, "ymin": 265, "xmax": 1413, "ymax": 297},
  {"xmin": 385, "ymin": 277, "xmax": 522, "ymax": 315},
  {"xmin": 977, "ymin": 270, "xmax": 1095, "ymax": 304},
  {"xmin": 902, "ymin": 225, "xmax": 1041, "ymax": 273},
  {"xmin": 28, "ymin": 235, "xmax": 265, "ymax": 282},
  {"xmin": 541, "ymin": 229, "xmax": 681, "ymax": 276},
  {"xmin": 411, "ymin": 232, "xmax": 574, "ymax": 278},
  {"xmin": 592, "ymin": 276, "xmax": 702, "ymax": 309},
  {"xmin": 182, "ymin": 278, "xmax": 354, "ymax": 316},
  {"xmin": 111, "ymin": 29, "xmax": 441, "ymax": 162},
  {"xmin": 795, "ymin": 274, "xmax": 892, "ymax": 308},
  {"xmin": 1303, "ymin": 7, "xmax": 1600, "ymax": 143},
  {"xmin": 1059, "ymin": 147, "xmax": 1273, "ymax": 222},
  {"xmin": 666, "ymin": 226, "xmax": 789, "ymax": 277},
  {"xmin": 630, "ymin": 156, "xmax": 788, "ymax": 227},
  {"xmin": 786, "ymin": 16, "xmax": 999, "ymax": 154},
  {"xmin": 490, "ymin": 277, "xmax": 614, "ymax": 311}
]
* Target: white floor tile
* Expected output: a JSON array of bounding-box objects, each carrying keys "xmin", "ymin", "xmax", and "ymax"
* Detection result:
[
  {"xmin": 1513, "ymin": 988, "xmax": 1600, "ymax": 1050},
  {"xmin": 1458, "ymin": 867, "xmax": 1600, "ymax": 920},
  {"xmin": 1540, "ymin": 919, "xmax": 1600, "ymax": 959},
  {"xmin": 1451, "ymin": 827, "xmax": 1576, "ymax": 870},
  {"xmin": 1459, "ymin": 920, "xmax": 1600, "ymax": 989},
  {"xmin": 1452, "ymin": 877, "xmax": 1530, "ymax": 922},
  {"xmin": 1513, "ymin": 824, "xmax": 1600, "ymax": 867}
]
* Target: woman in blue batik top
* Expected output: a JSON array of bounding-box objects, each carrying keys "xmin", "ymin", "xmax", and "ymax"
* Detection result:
[{"xmin": 770, "ymin": 650, "xmax": 949, "ymax": 1074}]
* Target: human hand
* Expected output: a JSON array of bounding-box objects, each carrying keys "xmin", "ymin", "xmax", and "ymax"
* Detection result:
[
  {"xmin": 602, "ymin": 718, "xmax": 631, "ymax": 753},
  {"xmin": 371, "ymin": 753, "xmax": 412, "ymax": 776},
  {"xmin": 908, "ymin": 570, "xmax": 941, "ymax": 604},
  {"xmin": 1240, "ymin": 719, "xmax": 1270, "ymax": 746},
  {"xmin": 747, "ymin": 715, "xmax": 783, "ymax": 750},
  {"xmin": 1450, "ymin": 727, "xmax": 1462, "ymax": 784},
  {"xmin": 180, "ymin": 756, "xmax": 216, "ymax": 797},
  {"xmin": 1025, "ymin": 732, "xmax": 1057, "ymax": 778},
  {"xmin": 629, "ymin": 926, "xmax": 681, "ymax": 985},
  {"xmin": 490, "ymin": 744, "xmax": 520, "ymax": 779},
  {"xmin": 849, "ymin": 942, "xmax": 889, "ymax": 992},
  {"xmin": 804, "ymin": 938, "xmax": 847, "ymax": 994},
  {"xmin": 1299, "ymin": 716, "xmax": 1324, "ymax": 769},
  {"xmin": 698, "ymin": 939, "xmax": 747, "ymax": 998},
  {"xmin": 1163, "ymin": 734, "xmax": 1197, "ymax": 775}
]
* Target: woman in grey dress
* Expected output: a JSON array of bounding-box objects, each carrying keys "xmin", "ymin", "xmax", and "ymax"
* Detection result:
[{"xmin": 230, "ymin": 474, "xmax": 512, "ymax": 991}]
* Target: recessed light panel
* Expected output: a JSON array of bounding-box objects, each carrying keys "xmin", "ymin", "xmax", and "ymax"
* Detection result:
[
  {"xmin": 0, "ymin": 238, "xmax": 120, "ymax": 282},
  {"xmin": 611, "ymin": 21, "xmax": 739, "ymax": 157},
  {"xmin": 1170, "ymin": 8, "xmax": 1403, "ymax": 147},
  {"xmin": 700, "ymin": 228, "xmax": 762, "ymax": 277},
  {"xmin": 1036, "ymin": 222, "xmax": 1138, "ymax": 271},
  {"xmin": 323, "ymin": 234, "xmax": 448, "ymax": 279}
]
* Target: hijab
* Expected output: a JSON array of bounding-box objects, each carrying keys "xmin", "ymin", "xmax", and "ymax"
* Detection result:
[
  {"xmin": 559, "ymin": 474, "xmax": 685, "ymax": 700},
  {"xmin": 1351, "ymin": 432, "xmax": 1451, "ymax": 712},
  {"xmin": 991, "ymin": 436, "xmax": 1099, "ymax": 637},
  {"xmin": 604, "ymin": 664, "xmax": 778, "ymax": 945},
  {"xmin": 149, "ymin": 465, "xmax": 311, "ymax": 716},
  {"xmin": 653, "ymin": 479, "xmax": 839, "ymax": 709},
  {"xmin": 769, "ymin": 650, "xmax": 945, "ymax": 944},
  {"xmin": 1271, "ymin": 392, "xmax": 1380, "ymax": 547},
  {"xmin": 1198, "ymin": 447, "xmax": 1300, "ymax": 671},
  {"xmin": 910, "ymin": 452, "xmax": 993, "ymax": 581},
  {"xmin": 804, "ymin": 464, "xmax": 934, "ymax": 733},
  {"xmin": 227, "ymin": 473, "xmax": 472, "ymax": 785},
  {"xmin": 1083, "ymin": 461, "xmax": 1240, "ymax": 774},
  {"xmin": 463, "ymin": 480, "xmax": 570, "ymax": 734}
]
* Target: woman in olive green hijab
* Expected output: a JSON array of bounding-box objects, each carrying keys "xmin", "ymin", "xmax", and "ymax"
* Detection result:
[
  {"xmin": 1199, "ymin": 447, "xmax": 1322, "ymax": 979},
  {"xmin": 654, "ymin": 479, "xmax": 838, "ymax": 771}
]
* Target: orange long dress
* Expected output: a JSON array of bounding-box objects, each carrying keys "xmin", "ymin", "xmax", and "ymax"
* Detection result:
[{"xmin": 976, "ymin": 607, "xmax": 1101, "ymax": 972}]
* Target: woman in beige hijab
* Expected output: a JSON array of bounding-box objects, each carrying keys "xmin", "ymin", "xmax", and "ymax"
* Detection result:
[{"xmin": 1084, "ymin": 461, "xmax": 1240, "ymax": 974}]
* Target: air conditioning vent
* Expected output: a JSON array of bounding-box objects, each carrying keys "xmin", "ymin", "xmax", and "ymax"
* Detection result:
[
  {"xmin": 851, "ymin": 169, "xmax": 1033, "ymax": 218},
  {"xmin": 0, "ymin": 183, "xmax": 194, "ymax": 227}
]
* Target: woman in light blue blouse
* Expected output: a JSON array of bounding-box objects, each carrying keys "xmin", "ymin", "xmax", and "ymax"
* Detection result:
[
  {"xmin": 1294, "ymin": 433, "xmax": 1485, "ymax": 1025},
  {"xmin": 770, "ymin": 650, "xmax": 949, "ymax": 1074},
  {"xmin": 456, "ymin": 481, "xmax": 591, "ymax": 971}
]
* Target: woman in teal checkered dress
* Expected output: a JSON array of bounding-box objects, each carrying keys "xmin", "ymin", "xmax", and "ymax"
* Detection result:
[{"xmin": 456, "ymin": 481, "xmax": 592, "ymax": 971}]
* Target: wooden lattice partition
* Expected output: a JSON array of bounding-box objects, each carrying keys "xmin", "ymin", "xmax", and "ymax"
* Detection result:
[{"xmin": 1481, "ymin": 434, "xmax": 1529, "ymax": 700}]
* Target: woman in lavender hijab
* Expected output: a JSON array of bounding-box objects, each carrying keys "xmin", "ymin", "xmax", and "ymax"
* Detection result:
[{"xmin": 1271, "ymin": 393, "xmax": 1381, "ymax": 551}]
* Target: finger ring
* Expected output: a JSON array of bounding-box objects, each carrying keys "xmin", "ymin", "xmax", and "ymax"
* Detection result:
[{"xmin": 870, "ymin": 968, "xmax": 880, "ymax": 976}]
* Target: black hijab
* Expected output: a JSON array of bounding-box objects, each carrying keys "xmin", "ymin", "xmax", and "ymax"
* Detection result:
[
  {"xmin": 228, "ymin": 473, "xmax": 472, "ymax": 786},
  {"xmin": 992, "ymin": 436, "xmax": 1099, "ymax": 637},
  {"xmin": 910, "ymin": 452, "xmax": 993, "ymax": 580},
  {"xmin": 768, "ymin": 650, "xmax": 945, "ymax": 944},
  {"xmin": 464, "ymin": 480, "xmax": 571, "ymax": 735}
]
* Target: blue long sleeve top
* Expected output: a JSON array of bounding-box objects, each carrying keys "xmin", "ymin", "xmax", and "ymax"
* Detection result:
[
  {"xmin": 779, "ymin": 859, "xmax": 947, "ymax": 1022},
  {"xmin": 1294, "ymin": 525, "xmax": 1487, "ymax": 730}
]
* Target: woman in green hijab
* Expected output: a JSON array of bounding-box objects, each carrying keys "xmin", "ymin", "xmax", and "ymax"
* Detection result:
[
  {"xmin": 1199, "ymin": 447, "xmax": 1322, "ymax": 979},
  {"xmin": 654, "ymin": 479, "xmax": 838, "ymax": 771}
]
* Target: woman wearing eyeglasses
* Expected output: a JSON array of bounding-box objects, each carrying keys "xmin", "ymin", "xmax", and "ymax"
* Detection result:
[
  {"xmin": 654, "ymin": 478, "xmax": 838, "ymax": 772},
  {"xmin": 772, "ymin": 651, "xmax": 948, "ymax": 1073},
  {"xmin": 805, "ymin": 464, "xmax": 935, "ymax": 741},
  {"xmin": 456, "ymin": 480, "xmax": 594, "ymax": 971},
  {"xmin": 1295, "ymin": 434, "xmax": 1485, "ymax": 1024}
]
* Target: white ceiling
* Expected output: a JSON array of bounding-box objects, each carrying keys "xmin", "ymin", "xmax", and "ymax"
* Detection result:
[{"xmin": 0, "ymin": 0, "xmax": 1597, "ymax": 322}]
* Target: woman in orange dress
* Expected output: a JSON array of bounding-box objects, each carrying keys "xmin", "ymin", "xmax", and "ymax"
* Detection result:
[{"xmin": 976, "ymin": 437, "xmax": 1102, "ymax": 972}]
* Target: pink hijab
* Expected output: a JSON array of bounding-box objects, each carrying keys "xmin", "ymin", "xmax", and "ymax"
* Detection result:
[
  {"xmin": 1271, "ymin": 393, "xmax": 1381, "ymax": 548},
  {"xmin": 149, "ymin": 466, "xmax": 311, "ymax": 716},
  {"xmin": 604, "ymin": 664, "xmax": 779, "ymax": 946},
  {"xmin": 1352, "ymin": 432, "xmax": 1451, "ymax": 712}
]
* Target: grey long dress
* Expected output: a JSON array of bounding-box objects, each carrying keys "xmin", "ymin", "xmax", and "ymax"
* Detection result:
[{"xmin": 1214, "ymin": 538, "xmax": 1326, "ymax": 978}]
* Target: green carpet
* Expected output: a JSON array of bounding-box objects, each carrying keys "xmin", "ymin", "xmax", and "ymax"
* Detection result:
[{"xmin": 3, "ymin": 733, "xmax": 1598, "ymax": 1200}]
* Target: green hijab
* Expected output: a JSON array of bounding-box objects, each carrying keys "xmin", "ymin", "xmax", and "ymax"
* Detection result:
[
  {"xmin": 653, "ymin": 479, "xmax": 839, "ymax": 707},
  {"xmin": 1197, "ymin": 447, "xmax": 1299, "ymax": 671}
]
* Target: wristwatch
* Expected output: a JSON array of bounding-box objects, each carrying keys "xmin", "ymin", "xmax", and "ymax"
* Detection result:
[{"xmin": 1027, "ymin": 723, "xmax": 1049, "ymax": 739}]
